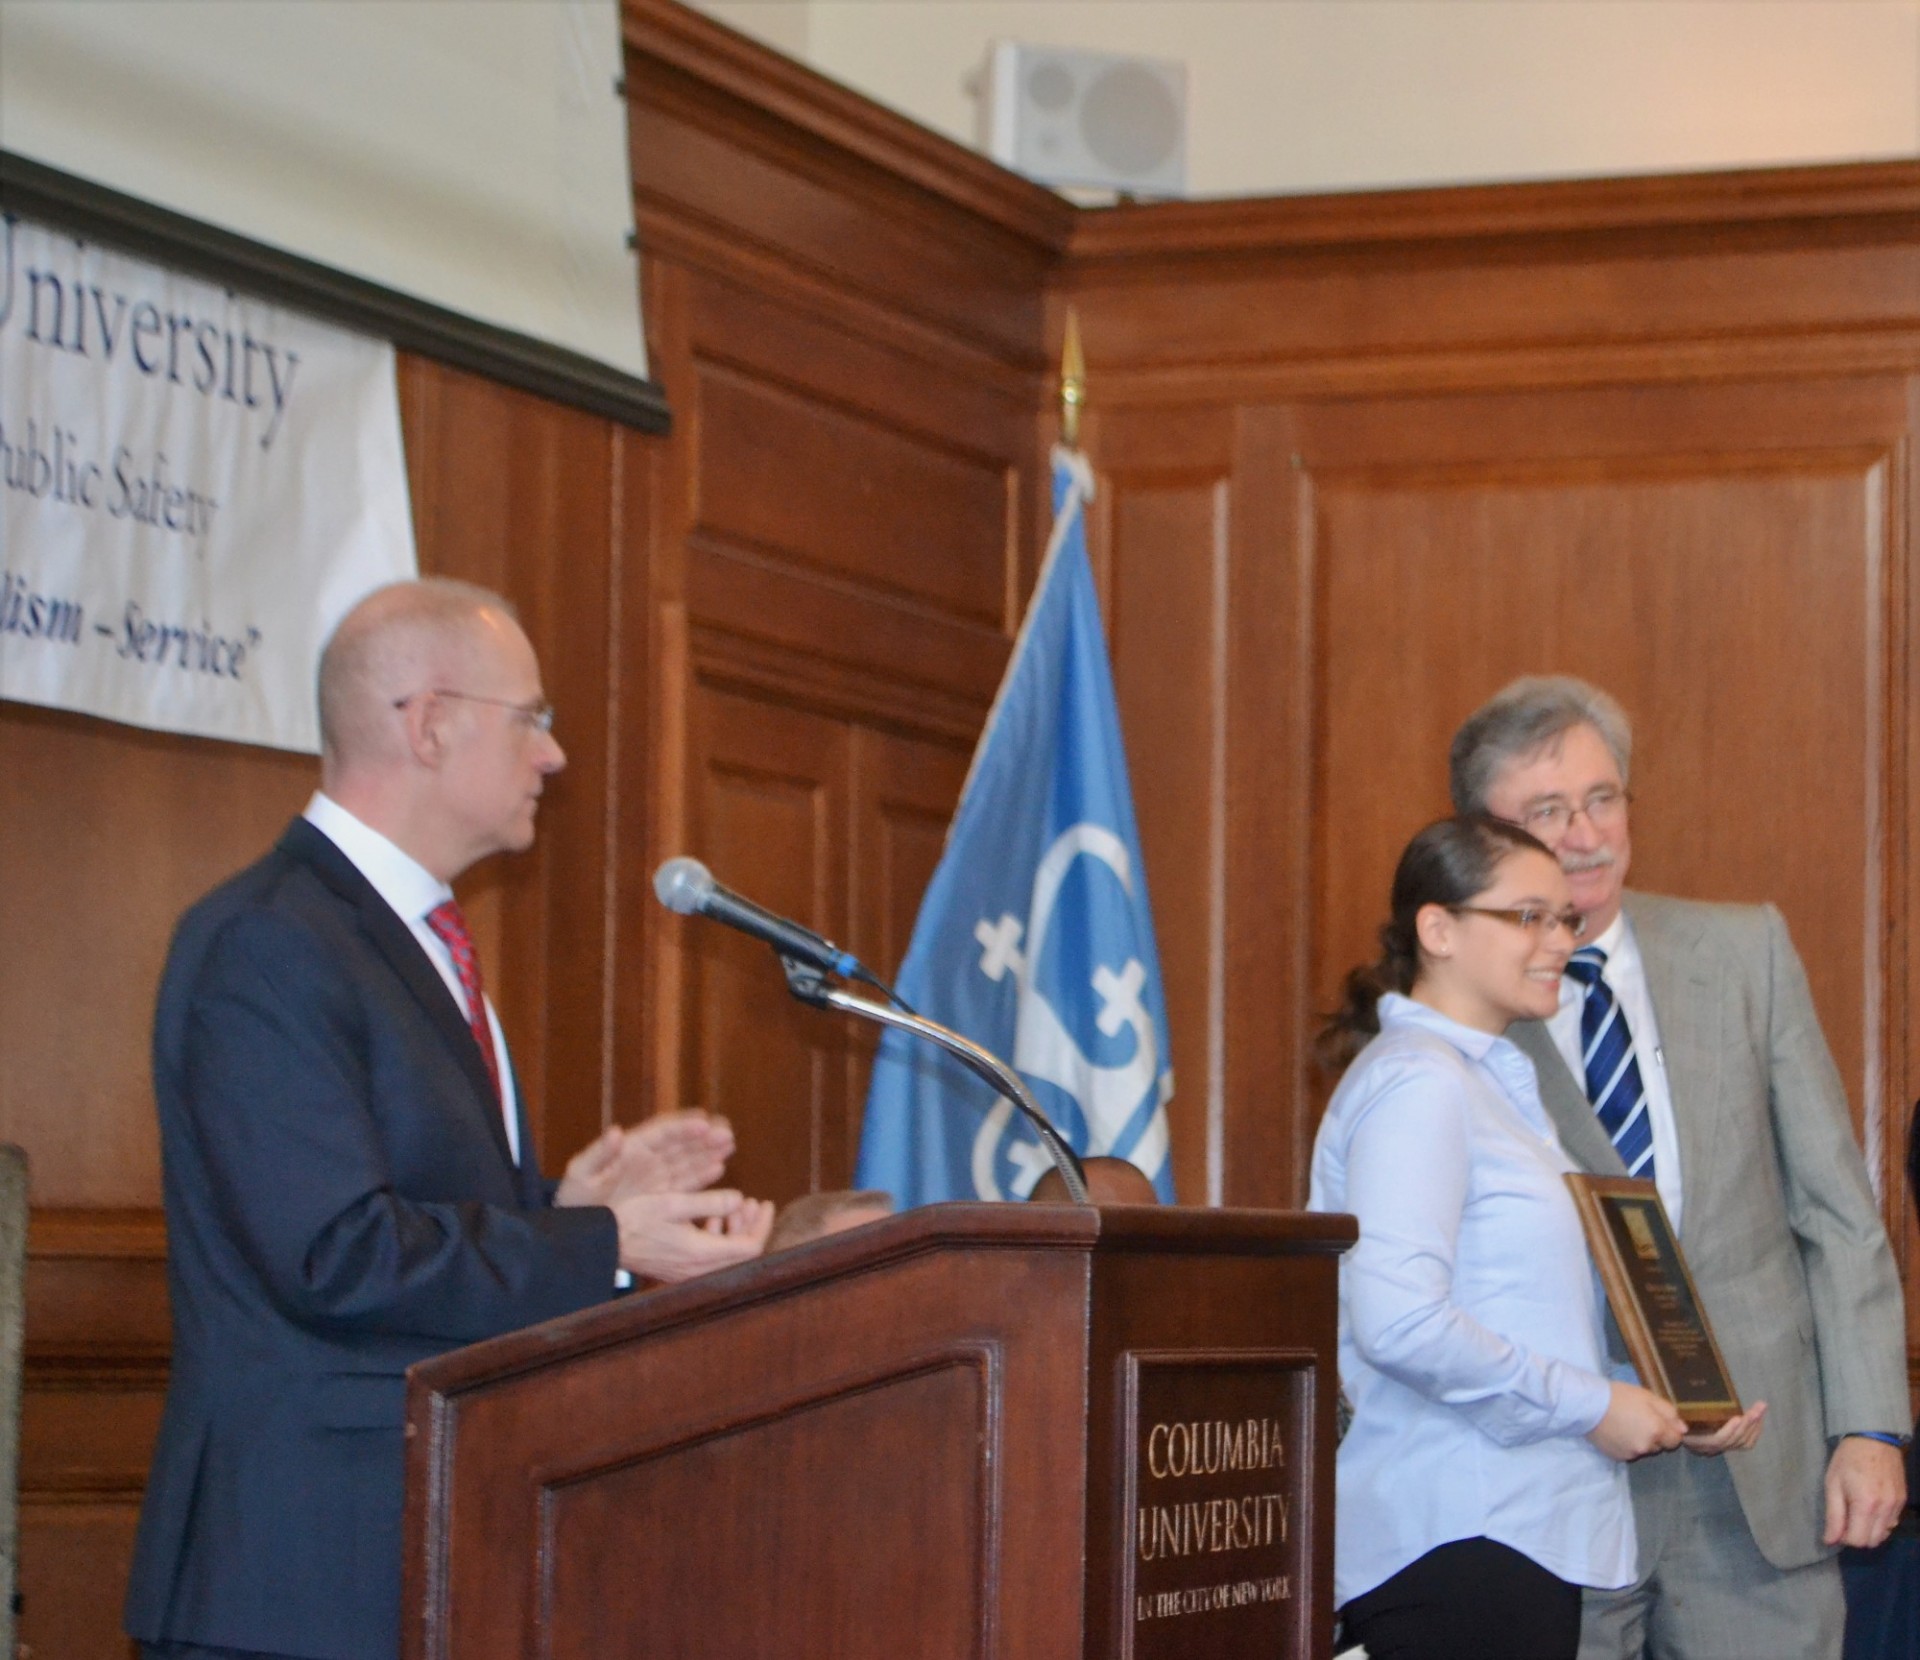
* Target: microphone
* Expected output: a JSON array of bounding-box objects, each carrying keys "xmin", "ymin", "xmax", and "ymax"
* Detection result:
[
  {"xmin": 656, "ymin": 859, "xmax": 1082, "ymax": 1199},
  {"xmin": 653, "ymin": 857, "xmax": 862, "ymax": 980}
]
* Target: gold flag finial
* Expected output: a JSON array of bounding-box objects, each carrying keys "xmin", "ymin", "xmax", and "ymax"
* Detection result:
[{"xmin": 1060, "ymin": 307, "xmax": 1086, "ymax": 447}]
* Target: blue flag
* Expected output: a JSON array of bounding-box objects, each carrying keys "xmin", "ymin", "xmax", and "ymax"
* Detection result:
[{"xmin": 855, "ymin": 448, "xmax": 1176, "ymax": 1206}]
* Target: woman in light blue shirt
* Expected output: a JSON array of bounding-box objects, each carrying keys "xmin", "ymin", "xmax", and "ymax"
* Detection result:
[{"xmin": 1310, "ymin": 816, "xmax": 1687, "ymax": 1660}]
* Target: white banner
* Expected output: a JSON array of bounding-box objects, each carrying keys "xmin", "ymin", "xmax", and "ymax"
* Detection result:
[{"xmin": 0, "ymin": 213, "xmax": 416, "ymax": 753}]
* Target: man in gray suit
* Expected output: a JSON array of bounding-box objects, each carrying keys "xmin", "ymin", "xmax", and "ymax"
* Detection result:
[{"xmin": 1449, "ymin": 676, "xmax": 1909, "ymax": 1660}]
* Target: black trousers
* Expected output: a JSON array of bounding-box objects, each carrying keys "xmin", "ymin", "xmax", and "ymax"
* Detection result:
[
  {"xmin": 142, "ymin": 1644, "xmax": 301, "ymax": 1660},
  {"xmin": 1339, "ymin": 1536, "xmax": 1583, "ymax": 1660}
]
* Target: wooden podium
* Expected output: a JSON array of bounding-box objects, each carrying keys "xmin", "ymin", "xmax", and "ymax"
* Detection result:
[{"xmin": 403, "ymin": 1202, "xmax": 1354, "ymax": 1660}]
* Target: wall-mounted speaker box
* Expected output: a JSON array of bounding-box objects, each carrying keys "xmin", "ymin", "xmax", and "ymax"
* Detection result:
[{"xmin": 983, "ymin": 41, "xmax": 1187, "ymax": 198}]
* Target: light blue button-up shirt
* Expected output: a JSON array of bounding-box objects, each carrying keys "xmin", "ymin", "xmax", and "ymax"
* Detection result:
[{"xmin": 1308, "ymin": 994, "xmax": 1634, "ymax": 1606}]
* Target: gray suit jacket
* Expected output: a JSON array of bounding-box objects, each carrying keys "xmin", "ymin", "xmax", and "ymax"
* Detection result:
[{"xmin": 1509, "ymin": 891, "xmax": 1908, "ymax": 1570}]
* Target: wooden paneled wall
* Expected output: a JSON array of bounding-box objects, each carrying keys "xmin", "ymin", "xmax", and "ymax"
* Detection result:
[{"xmin": 6, "ymin": 0, "xmax": 1920, "ymax": 1649}]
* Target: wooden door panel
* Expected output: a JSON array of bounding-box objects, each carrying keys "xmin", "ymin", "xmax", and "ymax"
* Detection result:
[
  {"xmin": 845, "ymin": 725, "xmax": 972, "ymax": 1177},
  {"xmin": 693, "ymin": 363, "xmax": 1014, "ymax": 632},
  {"xmin": 683, "ymin": 685, "xmax": 850, "ymax": 1202},
  {"xmin": 1103, "ymin": 475, "xmax": 1229, "ymax": 1208},
  {"xmin": 849, "ymin": 730, "xmax": 970, "ymax": 985}
]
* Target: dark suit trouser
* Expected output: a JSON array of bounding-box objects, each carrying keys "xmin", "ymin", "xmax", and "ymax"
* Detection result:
[{"xmin": 143, "ymin": 1642, "xmax": 305, "ymax": 1659}]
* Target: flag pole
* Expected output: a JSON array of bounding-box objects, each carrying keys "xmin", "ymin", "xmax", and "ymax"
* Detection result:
[
  {"xmin": 1060, "ymin": 306, "xmax": 1085, "ymax": 448},
  {"xmin": 948, "ymin": 320, "xmax": 1094, "ymax": 821}
]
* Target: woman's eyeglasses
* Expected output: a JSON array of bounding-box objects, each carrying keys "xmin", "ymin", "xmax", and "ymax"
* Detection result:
[{"xmin": 1447, "ymin": 904, "xmax": 1587, "ymax": 940}]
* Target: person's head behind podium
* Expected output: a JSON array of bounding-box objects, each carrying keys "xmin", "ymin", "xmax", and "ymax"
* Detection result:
[
  {"xmin": 318, "ymin": 577, "xmax": 566, "ymax": 884},
  {"xmin": 766, "ymin": 1189, "xmax": 894, "ymax": 1251},
  {"xmin": 1029, "ymin": 1156, "xmax": 1160, "ymax": 1205}
]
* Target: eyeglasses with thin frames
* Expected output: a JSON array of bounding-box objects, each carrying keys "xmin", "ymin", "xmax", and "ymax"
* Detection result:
[
  {"xmin": 1448, "ymin": 904, "xmax": 1587, "ymax": 940},
  {"xmin": 392, "ymin": 689, "xmax": 556, "ymax": 734},
  {"xmin": 1515, "ymin": 786, "xmax": 1630, "ymax": 839}
]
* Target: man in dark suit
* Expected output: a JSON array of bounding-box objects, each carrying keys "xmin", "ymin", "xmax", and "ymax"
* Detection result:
[
  {"xmin": 125, "ymin": 578, "xmax": 773, "ymax": 1660},
  {"xmin": 1451, "ymin": 676, "xmax": 1908, "ymax": 1660}
]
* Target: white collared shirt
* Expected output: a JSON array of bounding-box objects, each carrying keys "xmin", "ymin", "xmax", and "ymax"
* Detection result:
[
  {"xmin": 1545, "ymin": 910, "xmax": 1681, "ymax": 1234},
  {"xmin": 1308, "ymin": 994, "xmax": 1633, "ymax": 1605},
  {"xmin": 302, "ymin": 791, "xmax": 521, "ymax": 1164}
]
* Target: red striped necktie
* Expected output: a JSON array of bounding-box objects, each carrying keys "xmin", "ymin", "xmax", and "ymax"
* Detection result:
[{"xmin": 425, "ymin": 899, "xmax": 503, "ymax": 1108}]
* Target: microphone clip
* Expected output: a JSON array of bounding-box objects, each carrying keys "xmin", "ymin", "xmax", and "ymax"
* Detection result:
[{"xmin": 778, "ymin": 953, "xmax": 836, "ymax": 1008}]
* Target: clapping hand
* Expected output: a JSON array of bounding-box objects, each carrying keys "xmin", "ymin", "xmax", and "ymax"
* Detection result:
[
  {"xmin": 555, "ymin": 1111, "xmax": 736, "ymax": 1207},
  {"xmin": 610, "ymin": 1188, "xmax": 774, "ymax": 1283},
  {"xmin": 557, "ymin": 1112, "xmax": 770, "ymax": 1284},
  {"xmin": 706, "ymin": 1195, "xmax": 775, "ymax": 1250}
]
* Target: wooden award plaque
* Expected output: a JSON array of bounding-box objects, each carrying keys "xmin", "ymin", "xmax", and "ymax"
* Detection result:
[{"xmin": 1564, "ymin": 1175, "xmax": 1741, "ymax": 1431}]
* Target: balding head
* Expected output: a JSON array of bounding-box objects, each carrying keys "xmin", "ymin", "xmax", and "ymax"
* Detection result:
[
  {"xmin": 318, "ymin": 579, "xmax": 511, "ymax": 775},
  {"xmin": 315, "ymin": 579, "xmax": 565, "ymax": 883}
]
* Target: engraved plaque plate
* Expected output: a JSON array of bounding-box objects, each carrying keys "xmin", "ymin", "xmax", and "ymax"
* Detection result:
[
  {"xmin": 1565, "ymin": 1175, "xmax": 1741, "ymax": 1430},
  {"xmin": 1122, "ymin": 1353, "xmax": 1312, "ymax": 1660}
]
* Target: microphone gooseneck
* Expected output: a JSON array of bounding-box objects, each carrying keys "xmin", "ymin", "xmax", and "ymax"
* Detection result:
[{"xmin": 649, "ymin": 855, "xmax": 1088, "ymax": 1203}]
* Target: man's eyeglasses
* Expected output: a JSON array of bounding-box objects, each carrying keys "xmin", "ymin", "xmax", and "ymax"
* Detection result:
[
  {"xmin": 393, "ymin": 689, "xmax": 556, "ymax": 734},
  {"xmin": 1448, "ymin": 904, "xmax": 1588, "ymax": 940},
  {"xmin": 1515, "ymin": 786, "xmax": 1630, "ymax": 839}
]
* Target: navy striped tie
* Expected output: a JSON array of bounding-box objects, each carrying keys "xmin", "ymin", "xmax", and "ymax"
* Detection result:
[{"xmin": 1563, "ymin": 946, "xmax": 1655, "ymax": 1179}]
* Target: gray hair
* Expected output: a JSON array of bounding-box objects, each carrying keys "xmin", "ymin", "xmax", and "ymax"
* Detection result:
[
  {"xmin": 1448, "ymin": 675, "xmax": 1632, "ymax": 814},
  {"xmin": 765, "ymin": 1189, "xmax": 894, "ymax": 1252}
]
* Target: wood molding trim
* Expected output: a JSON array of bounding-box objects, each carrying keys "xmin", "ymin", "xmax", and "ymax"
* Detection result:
[
  {"xmin": 27, "ymin": 1209, "xmax": 165, "ymax": 1260},
  {"xmin": 622, "ymin": 0, "xmax": 1073, "ymax": 251},
  {"xmin": 637, "ymin": 215, "xmax": 1041, "ymax": 399},
  {"xmin": 27, "ymin": 1353, "xmax": 168, "ymax": 1393},
  {"xmin": 1077, "ymin": 330, "xmax": 1920, "ymax": 411},
  {"xmin": 1069, "ymin": 159, "xmax": 1920, "ymax": 265},
  {"xmin": 622, "ymin": 0, "xmax": 1066, "ymax": 388},
  {"xmin": 687, "ymin": 620, "xmax": 995, "ymax": 745},
  {"xmin": 25, "ymin": 1212, "xmax": 170, "ymax": 1379}
]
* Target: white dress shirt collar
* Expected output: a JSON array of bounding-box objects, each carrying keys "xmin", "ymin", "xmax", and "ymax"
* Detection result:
[
  {"xmin": 303, "ymin": 791, "xmax": 451, "ymax": 927},
  {"xmin": 1584, "ymin": 908, "xmax": 1630, "ymax": 967}
]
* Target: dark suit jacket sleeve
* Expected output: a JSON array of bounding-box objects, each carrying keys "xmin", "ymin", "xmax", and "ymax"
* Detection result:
[
  {"xmin": 1758, "ymin": 904, "xmax": 1910, "ymax": 1438},
  {"xmin": 176, "ymin": 903, "xmax": 616, "ymax": 1343}
]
